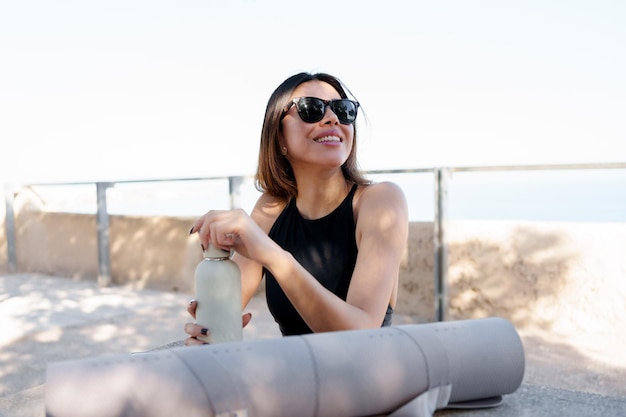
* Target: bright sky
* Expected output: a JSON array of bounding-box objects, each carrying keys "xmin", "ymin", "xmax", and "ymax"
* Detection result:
[{"xmin": 1, "ymin": 0, "xmax": 625, "ymax": 184}]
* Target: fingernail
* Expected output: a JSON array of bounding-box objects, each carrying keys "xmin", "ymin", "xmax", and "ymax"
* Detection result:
[
  {"xmin": 189, "ymin": 226, "xmax": 194, "ymax": 235},
  {"xmin": 188, "ymin": 299, "xmax": 196, "ymax": 306},
  {"xmin": 200, "ymin": 328, "xmax": 208, "ymax": 336},
  {"xmin": 200, "ymin": 243, "xmax": 205, "ymax": 251}
]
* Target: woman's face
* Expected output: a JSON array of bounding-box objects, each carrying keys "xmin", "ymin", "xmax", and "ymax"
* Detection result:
[{"xmin": 280, "ymin": 80, "xmax": 354, "ymax": 172}]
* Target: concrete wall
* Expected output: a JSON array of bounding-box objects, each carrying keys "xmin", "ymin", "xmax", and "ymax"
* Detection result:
[
  {"xmin": 460, "ymin": 221, "xmax": 625, "ymax": 334},
  {"xmin": 2, "ymin": 207, "xmax": 625, "ymax": 336},
  {"xmin": 8, "ymin": 208, "xmax": 201, "ymax": 293}
]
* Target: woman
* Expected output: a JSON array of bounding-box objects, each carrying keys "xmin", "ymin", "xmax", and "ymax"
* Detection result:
[{"xmin": 185, "ymin": 72, "xmax": 408, "ymax": 344}]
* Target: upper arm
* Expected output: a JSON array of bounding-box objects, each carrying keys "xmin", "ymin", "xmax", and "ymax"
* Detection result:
[
  {"xmin": 236, "ymin": 192, "xmax": 285, "ymax": 307},
  {"xmin": 347, "ymin": 182, "xmax": 409, "ymax": 322}
]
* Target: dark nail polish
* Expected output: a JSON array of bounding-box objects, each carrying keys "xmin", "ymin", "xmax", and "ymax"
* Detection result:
[
  {"xmin": 200, "ymin": 243, "xmax": 205, "ymax": 251},
  {"xmin": 189, "ymin": 227, "xmax": 194, "ymax": 235},
  {"xmin": 200, "ymin": 328, "xmax": 208, "ymax": 336}
]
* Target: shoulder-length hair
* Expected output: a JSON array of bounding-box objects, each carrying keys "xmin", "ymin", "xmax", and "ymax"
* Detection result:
[{"xmin": 255, "ymin": 72, "xmax": 370, "ymax": 199}]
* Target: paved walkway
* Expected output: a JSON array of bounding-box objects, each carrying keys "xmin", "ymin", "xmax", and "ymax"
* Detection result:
[{"xmin": 1, "ymin": 273, "xmax": 625, "ymax": 417}]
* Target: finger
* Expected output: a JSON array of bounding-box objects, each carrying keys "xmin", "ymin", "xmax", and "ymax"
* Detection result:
[
  {"xmin": 208, "ymin": 220, "xmax": 227, "ymax": 251},
  {"xmin": 187, "ymin": 299, "xmax": 197, "ymax": 319},
  {"xmin": 184, "ymin": 337, "xmax": 206, "ymax": 346},
  {"xmin": 221, "ymin": 232, "xmax": 238, "ymax": 246},
  {"xmin": 199, "ymin": 221, "xmax": 213, "ymax": 253},
  {"xmin": 189, "ymin": 214, "xmax": 207, "ymax": 236},
  {"xmin": 189, "ymin": 217, "xmax": 211, "ymax": 253},
  {"xmin": 242, "ymin": 312, "xmax": 252, "ymax": 328},
  {"xmin": 196, "ymin": 211, "xmax": 221, "ymax": 251},
  {"xmin": 184, "ymin": 322, "xmax": 209, "ymax": 338},
  {"xmin": 207, "ymin": 211, "xmax": 243, "ymax": 250}
]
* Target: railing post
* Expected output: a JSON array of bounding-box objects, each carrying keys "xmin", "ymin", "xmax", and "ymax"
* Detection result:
[
  {"xmin": 96, "ymin": 182, "xmax": 113, "ymax": 287},
  {"xmin": 228, "ymin": 176, "xmax": 245, "ymax": 209},
  {"xmin": 433, "ymin": 168, "xmax": 450, "ymax": 321},
  {"xmin": 4, "ymin": 184, "xmax": 17, "ymax": 272}
]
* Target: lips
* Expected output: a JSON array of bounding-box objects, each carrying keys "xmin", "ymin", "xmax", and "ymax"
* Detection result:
[{"xmin": 314, "ymin": 135, "xmax": 341, "ymax": 143}]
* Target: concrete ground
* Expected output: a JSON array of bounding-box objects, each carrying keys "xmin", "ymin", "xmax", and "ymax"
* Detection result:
[{"xmin": 1, "ymin": 273, "xmax": 625, "ymax": 417}]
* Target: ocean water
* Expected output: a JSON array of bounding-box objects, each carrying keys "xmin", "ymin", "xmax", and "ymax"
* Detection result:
[
  {"xmin": 21, "ymin": 168, "xmax": 626, "ymax": 223},
  {"xmin": 370, "ymin": 168, "xmax": 626, "ymax": 223},
  {"xmin": 445, "ymin": 169, "xmax": 626, "ymax": 223}
]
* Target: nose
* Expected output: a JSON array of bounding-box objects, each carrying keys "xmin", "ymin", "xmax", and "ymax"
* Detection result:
[{"xmin": 321, "ymin": 105, "xmax": 340, "ymax": 125}]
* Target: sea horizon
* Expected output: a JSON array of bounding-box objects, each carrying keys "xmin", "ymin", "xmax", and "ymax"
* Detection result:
[{"xmin": 14, "ymin": 168, "xmax": 626, "ymax": 224}]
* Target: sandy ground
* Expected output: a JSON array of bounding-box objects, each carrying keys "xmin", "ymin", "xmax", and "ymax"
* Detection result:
[{"xmin": 1, "ymin": 273, "xmax": 625, "ymax": 417}]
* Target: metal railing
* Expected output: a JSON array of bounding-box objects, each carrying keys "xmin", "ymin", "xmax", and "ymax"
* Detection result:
[{"xmin": 4, "ymin": 162, "xmax": 626, "ymax": 321}]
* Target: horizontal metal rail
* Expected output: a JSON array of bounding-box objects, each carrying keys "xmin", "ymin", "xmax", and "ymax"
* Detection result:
[{"xmin": 4, "ymin": 162, "xmax": 626, "ymax": 321}]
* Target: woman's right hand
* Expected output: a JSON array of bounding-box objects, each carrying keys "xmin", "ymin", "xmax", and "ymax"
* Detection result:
[
  {"xmin": 183, "ymin": 300, "xmax": 252, "ymax": 346},
  {"xmin": 189, "ymin": 208, "xmax": 283, "ymax": 269}
]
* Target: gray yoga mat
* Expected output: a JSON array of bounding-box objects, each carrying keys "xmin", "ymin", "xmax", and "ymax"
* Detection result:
[{"xmin": 45, "ymin": 317, "xmax": 525, "ymax": 417}]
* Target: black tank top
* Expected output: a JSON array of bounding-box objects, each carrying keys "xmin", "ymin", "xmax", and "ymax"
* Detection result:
[{"xmin": 264, "ymin": 184, "xmax": 393, "ymax": 335}]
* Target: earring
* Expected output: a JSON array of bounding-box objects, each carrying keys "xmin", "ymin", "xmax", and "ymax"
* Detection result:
[{"xmin": 281, "ymin": 146, "xmax": 288, "ymax": 155}]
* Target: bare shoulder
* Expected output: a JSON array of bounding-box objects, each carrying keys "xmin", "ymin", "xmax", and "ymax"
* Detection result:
[
  {"xmin": 355, "ymin": 181, "xmax": 408, "ymax": 215},
  {"xmin": 354, "ymin": 181, "xmax": 409, "ymax": 248},
  {"xmin": 250, "ymin": 192, "xmax": 287, "ymax": 233}
]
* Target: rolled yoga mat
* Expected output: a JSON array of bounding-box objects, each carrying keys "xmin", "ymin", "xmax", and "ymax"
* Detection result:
[{"xmin": 45, "ymin": 317, "xmax": 525, "ymax": 417}]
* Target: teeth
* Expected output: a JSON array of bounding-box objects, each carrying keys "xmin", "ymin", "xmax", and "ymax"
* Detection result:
[{"xmin": 315, "ymin": 136, "xmax": 341, "ymax": 143}]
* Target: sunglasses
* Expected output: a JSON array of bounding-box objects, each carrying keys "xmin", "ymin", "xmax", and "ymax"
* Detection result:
[{"xmin": 283, "ymin": 97, "xmax": 360, "ymax": 125}]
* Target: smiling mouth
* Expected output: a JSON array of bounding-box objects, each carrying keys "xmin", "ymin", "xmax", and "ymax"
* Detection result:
[{"xmin": 314, "ymin": 136, "xmax": 341, "ymax": 143}]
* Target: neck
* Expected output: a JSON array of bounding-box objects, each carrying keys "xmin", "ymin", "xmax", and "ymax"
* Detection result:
[{"xmin": 293, "ymin": 170, "xmax": 351, "ymax": 220}]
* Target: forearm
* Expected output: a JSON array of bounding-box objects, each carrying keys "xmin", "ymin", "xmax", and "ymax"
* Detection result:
[
  {"xmin": 264, "ymin": 249, "xmax": 378, "ymax": 332},
  {"xmin": 233, "ymin": 253, "xmax": 264, "ymax": 310}
]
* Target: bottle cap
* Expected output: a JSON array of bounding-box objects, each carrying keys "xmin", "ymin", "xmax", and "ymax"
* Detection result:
[{"xmin": 203, "ymin": 243, "xmax": 231, "ymax": 259}]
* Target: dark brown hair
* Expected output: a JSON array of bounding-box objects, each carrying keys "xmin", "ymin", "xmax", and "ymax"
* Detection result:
[{"xmin": 255, "ymin": 72, "xmax": 370, "ymax": 199}]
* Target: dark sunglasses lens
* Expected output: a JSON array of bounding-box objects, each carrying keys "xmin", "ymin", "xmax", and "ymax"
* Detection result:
[
  {"xmin": 331, "ymin": 100, "xmax": 358, "ymax": 124},
  {"xmin": 296, "ymin": 98, "xmax": 325, "ymax": 123}
]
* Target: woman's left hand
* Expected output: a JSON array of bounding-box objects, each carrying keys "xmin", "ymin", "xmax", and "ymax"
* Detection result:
[{"xmin": 183, "ymin": 308, "xmax": 253, "ymax": 346}]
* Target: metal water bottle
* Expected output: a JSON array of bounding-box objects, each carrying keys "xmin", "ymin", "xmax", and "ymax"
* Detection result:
[{"xmin": 194, "ymin": 243, "xmax": 242, "ymax": 344}]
